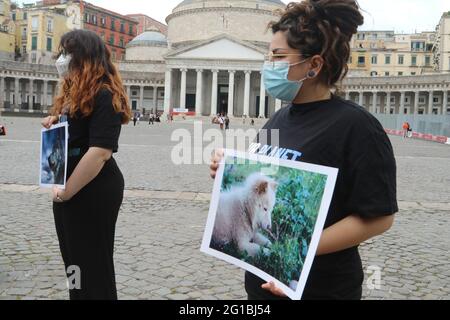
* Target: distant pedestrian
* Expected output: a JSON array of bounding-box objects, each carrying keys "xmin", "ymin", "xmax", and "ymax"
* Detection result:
[
  {"xmin": 402, "ymin": 122, "xmax": 410, "ymax": 138},
  {"xmin": 219, "ymin": 115, "xmax": 224, "ymax": 130}
]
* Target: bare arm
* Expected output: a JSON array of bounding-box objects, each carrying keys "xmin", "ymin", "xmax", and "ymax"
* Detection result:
[
  {"xmin": 316, "ymin": 214, "xmax": 395, "ymax": 256},
  {"xmin": 53, "ymin": 147, "xmax": 112, "ymax": 201}
]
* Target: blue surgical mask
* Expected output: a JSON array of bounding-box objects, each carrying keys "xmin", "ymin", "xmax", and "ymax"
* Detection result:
[{"xmin": 263, "ymin": 60, "xmax": 308, "ymax": 102}]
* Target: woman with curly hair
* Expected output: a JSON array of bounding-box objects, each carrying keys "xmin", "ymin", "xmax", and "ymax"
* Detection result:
[
  {"xmin": 211, "ymin": 0, "xmax": 398, "ymax": 300},
  {"xmin": 41, "ymin": 29, "xmax": 131, "ymax": 300}
]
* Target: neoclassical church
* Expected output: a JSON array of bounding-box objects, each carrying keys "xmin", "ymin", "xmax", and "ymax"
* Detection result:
[
  {"xmin": 1, "ymin": 0, "xmax": 449, "ymax": 118},
  {"xmin": 121, "ymin": 0, "xmax": 286, "ymax": 118}
]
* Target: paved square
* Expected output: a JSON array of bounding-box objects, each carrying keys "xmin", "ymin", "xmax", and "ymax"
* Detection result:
[{"xmin": 0, "ymin": 116, "xmax": 449, "ymax": 300}]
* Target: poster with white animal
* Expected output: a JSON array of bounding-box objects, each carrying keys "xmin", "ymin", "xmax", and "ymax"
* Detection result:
[
  {"xmin": 201, "ymin": 149, "xmax": 338, "ymax": 300},
  {"xmin": 39, "ymin": 122, "xmax": 68, "ymax": 189}
]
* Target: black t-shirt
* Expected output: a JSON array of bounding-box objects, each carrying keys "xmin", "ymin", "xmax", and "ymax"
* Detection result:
[
  {"xmin": 67, "ymin": 89, "xmax": 122, "ymax": 153},
  {"xmin": 245, "ymin": 94, "xmax": 398, "ymax": 300}
]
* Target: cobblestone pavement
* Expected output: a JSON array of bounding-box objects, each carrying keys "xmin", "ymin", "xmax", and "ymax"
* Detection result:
[{"xmin": 0, "ymin": 117, "xmax": 449, "ymax": 300}]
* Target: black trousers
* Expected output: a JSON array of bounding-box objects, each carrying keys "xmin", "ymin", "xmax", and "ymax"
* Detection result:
[{"xmin": 53, "ymin": 157, "xmax": 124, "ymax": 300}]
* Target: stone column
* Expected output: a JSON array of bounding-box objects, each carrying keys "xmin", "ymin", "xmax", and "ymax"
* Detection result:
[
  {"xmin": 28, "ymin": 79, "xmax": 34, "ymax": 111},
  {"xmin": 211, "ymin": 69, "xmax": 218, "ymax": 116},
  {"xmin": 400, "ymin": 91, "xmax": 406, "ymax": 114},
  {"xmin": 428, "ymin": 90, "xmax": 434, "ymax": 114},
  {"xmin": 228, "ymin": 70, "xmax": 235, "ymax": 117},
  {"xmin": 386, "ymin": 91, "xmax": 391, "ymax": 114},
  {"xmin": 358, "ymin": 91, "xmax": 364, "ymax": 108},
  {"xmin": 180, "ymin": 68, "xmax": 187, "ymax": 110},
  {"xmin": 345, "ymin": 91, "xmax": 350, "ymax": 101},
  {"xmin": 139, "ymin": 85, "xmax": 145, "ymax": 111},
  {"xmin": 42, "ymin": 80, "xmax": 48, "ymax": 111},
  {"xmin": 243, "ymin": 70, "xmax": 251, "ymax": 117},
  {"xmin": 275, "ymin": 99, "xmax": 282, "ymax": 112},
  {"xmin": 371, "ymin": 91, "xmax": 377, "ymax": 113},
  {"xmin": 414, "ymin": 91, "xmax": 419, "ymax": 115},
  {"xmin": 443, "ymin": 90, "xmax": 448, "ymax": 115},
  {"xmin": 259, "ymin": 71, "xmax": 266, "ymax": 118},
  {"xmin": 152, "ymin": 86, "xmax": 158, "ymax": 113},
  {"xmin": 126, "ymin": 85, "xmax": 131, "ymax": 104},
  {"xmin": 0, "ymin": 76, "xmax": 5, "ymax": 109},
  {"xmin": 163, "ymin": 68, "xmax": 172, "ymax": 115},
  {"xmin": 195, "ymin": 69, "xmax": 203, "ymax": 116},
  {"xmin": 14, "ymin": 78, "xmax": 20, "ymax": 110}
]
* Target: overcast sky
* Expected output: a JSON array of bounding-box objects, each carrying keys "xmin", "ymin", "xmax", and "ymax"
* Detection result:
[{"xmin": 18, "ymin": 0, "xmax": 450, "ymax": 33}]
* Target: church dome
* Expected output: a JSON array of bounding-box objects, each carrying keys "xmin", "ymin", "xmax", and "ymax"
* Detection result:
[
  {"xmin": 127, "ymin": 31, "xmax": 168, "ymax": 47},
  {"xmin": 167, "ymin": 0, "xmax": 286, "ymax": 47}
]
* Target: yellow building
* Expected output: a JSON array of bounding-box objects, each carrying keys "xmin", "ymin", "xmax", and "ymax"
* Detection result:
[
  {"xmin": 10, "ymin": 3, "xmax": 70, "ymax": 64},
  {"xmin": 349, "ymin": 30, "xmax": 435, "ymax": 77},
  {"xmin": 433, "ymin": 12, "xmax": 450, "ymax": 72},
  {"xmin": 0, "ymin": 0, "xmax": 15, "ymax": 60}
]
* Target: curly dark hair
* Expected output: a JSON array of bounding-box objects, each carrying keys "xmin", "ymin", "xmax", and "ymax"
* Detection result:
[{"xmin": 269, "ymin": 0, "xmax": 364, "ymax": 88}]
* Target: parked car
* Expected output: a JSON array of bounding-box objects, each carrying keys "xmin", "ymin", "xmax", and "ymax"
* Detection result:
[{"xmin": 0, "ymin": 124, "xmax": 6, "ymax": 136}]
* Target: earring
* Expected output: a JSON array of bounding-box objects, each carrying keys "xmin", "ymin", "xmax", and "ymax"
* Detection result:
[{"xmin": 308, "ymin": 71, "xmax": 316, "ymax": 78}]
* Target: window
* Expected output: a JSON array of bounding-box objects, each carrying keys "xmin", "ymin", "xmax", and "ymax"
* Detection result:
[
  {"xmin": 398, "ymin": 72, "xmax": 403, "ymax": 76},
  {"xmin": 23, "ymin": 12, "xmax": 27, "ymax": 20},
  {"xmin": 31, "ymin": 52, "xmax": 36, "ymax": 64},
  {"xmin": 31, "ymin": 16, "xmax": 39, "ymax": 32},
  {"xmin": 111, "ymin": 18, "xmax": 115, "ymax": 31},
  {"xmin": 433, "ymin": 97, "xmax": 439, "ymax": 103},
  {"xmin": 84, "ymin": 13, "xmax": 89, "ymax": 23},
  {"xmin": 129, "ymin": 24, "xmax": 134, "ymax": 35},
  {"xmin": 358, "ymin": 56, "xmax": 365, "ymax": 66},
  {"xmin": 385, "ymin": 72, "xmax": 390, "ymax": 76},
  {"xmin": 101, "ymin": 17, "xmax": 106, "ymax": 27},
  {"xmin": 109, "ymin": 35, "xmax": 115, "ymax": 45},
  {"xmin": 119, "ymin": 37, "xmax": 124, "ymax": 48},
  {"xmin": 120, "ymin": 22, "xmax": 125, "ymax": 33},
  {"xmin": 12, "ymin": 13, "xmax": 16, "ymax": 21},
  {"xmin": 46, "ymin": 37, "xmax": 52, "ymax": 51},
  {"xmin": 411, "ymin": 55, "xmax": 417, "ymax": 66},
  {"xmin": 425, "ymin": 56, "xmax": 431, "ymax": 66},
  {"xmin": 23, "ymin": 45, "xmax": 26, "ymax": 54},
  {"xmin": 92, "ymin": 15, "xmax": 97, "ymax": 25},
  {"xmin": 47, "ymin": 18, "xmax": 53, "ymax": 33},
  {"xmin": 370, "ymin": 71, "xmax": 378, "ymax": 76},
  {"xmin": 371, "ymin": 55, "xmax": 378, "ymax": 64},
  {"xmin": 411, "ymin": 72, "xmax": 416, "ymax": 75},
  {"xmin": 112, "ymin": 50, "xmax": 116, "ymax": 60},
  {"xmin": 22, "ymin": 27, "xmax": 27, "ymax": 40},
  {"xmin": 390, "ymin": 97, "xmax": 395, "ymax": 103},
  {"xmin": 419, "ymin": 97, "xmax": 425, "ymax": 103},
  {"xmin": 385, "ymin": 55, "xmax": 391, "ymax": 64},
  {"xmin": 398, "ymin": 55, "xmax": 404, "ymax": 65},
  {"xmin": 100, "ymin": 32, "xmax": 105, "ymax": 41},
  {"xmin": 31, "ymin": 36, "xmax": 37, "ymax": 50}
]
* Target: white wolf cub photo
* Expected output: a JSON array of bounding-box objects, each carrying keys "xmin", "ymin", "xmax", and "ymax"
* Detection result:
[{"xmin": 212, "ymin": 172, "xmax": 278, "ymax": 257}]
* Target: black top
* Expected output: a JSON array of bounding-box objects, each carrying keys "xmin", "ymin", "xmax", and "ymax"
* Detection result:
[
  {"xmin": 246, "ymin": 94, "xmax": 398, "ymax": 299},
  {"xmin": 67, "ymin": 89, "xmax": 122, "ymax": 153}
]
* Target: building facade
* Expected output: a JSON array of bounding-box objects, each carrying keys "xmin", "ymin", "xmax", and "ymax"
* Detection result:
[
  {"xmin": 349, "ymin": 30, "xmax": 436, "ymax": 77},
  {"xmin": 0, "ymin": 0, "xmax": 15, "ymax": 61},
  {"xmin": 126, "ymin": 14, "xmax": 167, "ymax": 36},
  {"xmin": 81, "ymin": 1, "xmax": 138, "ymax": 61},
  {"xmin": 433, "ymin": 12, "xmax": 450, "ymax": 72},
  {"xmin": 1, "ymin": 0, "xmax": 450, "ymax": 119}
]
